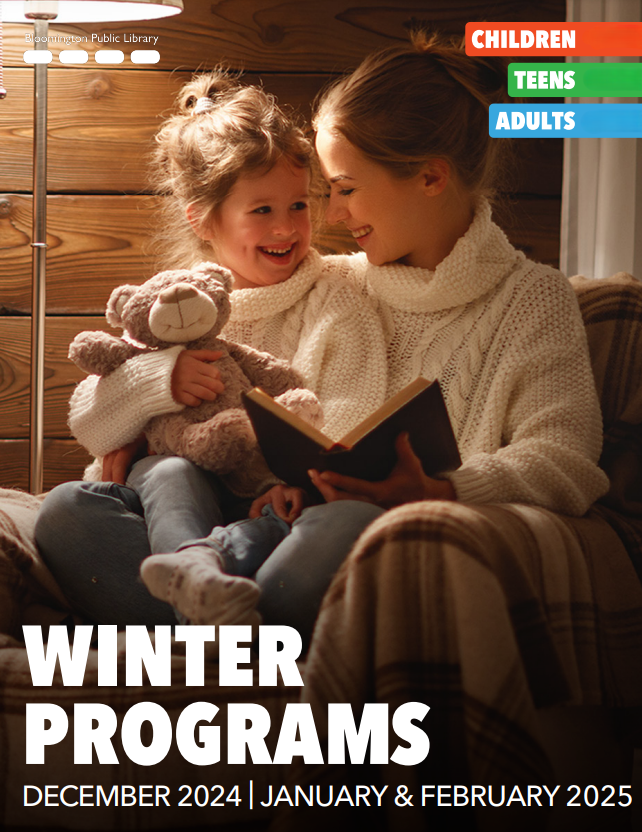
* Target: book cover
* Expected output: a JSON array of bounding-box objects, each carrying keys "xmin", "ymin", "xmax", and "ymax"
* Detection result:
[{"xmin": 243, "ymin": 378, "xmax": 461, "ymax": 492}]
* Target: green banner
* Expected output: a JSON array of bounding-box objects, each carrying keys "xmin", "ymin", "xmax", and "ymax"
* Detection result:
[{"xmin": 508, "ymin": 62, "xmax": 642, "ymax": 97}]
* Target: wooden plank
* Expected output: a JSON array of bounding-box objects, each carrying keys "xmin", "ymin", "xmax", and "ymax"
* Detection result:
[
  {"xmin": 1, "ymin": 193, "xmax": 560, "ymax": 315},
  {"xmin": 0, "ymin": 194, "xmax": 358, "ymax": 313},
  {"xmin": 0, "ymin": 69, "xmax": 331, "ymax": 193},
  {"xmin": 0, "ymin": 440, "xmax": 93, "ymax": 492},
  {"xmin": 496, "ymin": 197, "xmax": 561, "ymax": 268},
  {"xmin": 1, "ymin": 194, "xmax": 161, "ymax": 313},
  {"xmin": 0, "ymin": 317, "xmax": 108, "ymax": 438},
  {"xmin": 2, "ymin": 1, "xmax": 565, "ymax": 72}
]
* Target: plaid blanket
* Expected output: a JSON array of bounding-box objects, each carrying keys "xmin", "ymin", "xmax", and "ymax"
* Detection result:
[
  {"xmin": 296, "ymin": 501, "xmax": 642, "ymax": 791},
  {"xmin": 0, "ymin": 275, "xmax": 641, "ymax": 831}
]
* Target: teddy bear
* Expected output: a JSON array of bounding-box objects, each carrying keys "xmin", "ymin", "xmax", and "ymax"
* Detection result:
[{"xmin": 68, "ymin": 262, "xmax": 323, "ymax": 496}]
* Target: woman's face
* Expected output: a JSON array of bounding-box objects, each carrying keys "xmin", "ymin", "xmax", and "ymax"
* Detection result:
[{"xmin": 315, "ymin": 128, "xmax": 437, "ymax": 269}]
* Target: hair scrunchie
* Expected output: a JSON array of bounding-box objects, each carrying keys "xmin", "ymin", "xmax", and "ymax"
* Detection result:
[{"xmin": 192, "ymin": 96, "xmax": 215, "ymax": 116}]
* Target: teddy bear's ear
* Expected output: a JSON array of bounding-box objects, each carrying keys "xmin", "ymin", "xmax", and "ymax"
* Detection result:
[
  {"xmin": 106, "ymin": 284, "xmax": 138, "ymax": 328},
  {"xmin": 199, "ymin": 262, "xmax": 233, "ymax": 293}
]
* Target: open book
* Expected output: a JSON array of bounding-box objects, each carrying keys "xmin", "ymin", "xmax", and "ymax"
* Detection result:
[{"xmin": 242, "ymin": 377, "xmax": 461, "ymax": 492}]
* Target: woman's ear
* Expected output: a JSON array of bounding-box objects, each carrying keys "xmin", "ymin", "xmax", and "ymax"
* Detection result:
[
  {"xmin": 420, "ymin": 159, "xmax": 450, "ymax": 197},
  {"xmin": 186, "ymin": 203, "xmax": 215, "ymax": 240}
]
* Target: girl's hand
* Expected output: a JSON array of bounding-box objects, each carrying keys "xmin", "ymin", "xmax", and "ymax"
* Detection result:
[
  {"xmin": 249, "ymin": 485, "xmax": 309, "ymax": 524},
  {"xmin": 309, "ymin": 432, "xmax": 456, "ymax": 509},
  {"xmin": 172, "ymin": 349, "xmax": 226, "ymax": 406},
  {"xmin": 102, "ymin": 434, "xmax": 148, "ymax": 484}
]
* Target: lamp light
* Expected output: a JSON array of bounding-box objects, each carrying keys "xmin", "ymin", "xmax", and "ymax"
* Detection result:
[
  {"xmin": 1, "ymin": 0, "xmax": 183, "ymax": 493},
  {"xmin": 2, "ymin": 1, "xmax": 183, "ymax": 23}
]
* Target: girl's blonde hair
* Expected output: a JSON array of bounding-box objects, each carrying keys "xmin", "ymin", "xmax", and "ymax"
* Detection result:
[
  {"xmin": 151, "ymin": 70, "xmax": 313, "ymax": 268},
  {"xmin": 313, "ymin": 31, "xmax": 511, "ymax": 198}
]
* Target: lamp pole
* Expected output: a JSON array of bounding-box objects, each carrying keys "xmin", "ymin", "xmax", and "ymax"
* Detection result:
[
  {"xmin": 29, "ymin": 14, "xmax": 54, "ymax": 494},
  {"xmin": 2, "ymin": 0, "xmax": 183, "ymax": 493}
]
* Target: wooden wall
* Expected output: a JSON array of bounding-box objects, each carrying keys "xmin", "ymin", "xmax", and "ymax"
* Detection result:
[{"xmin": 0, "ymin": 0, "xmax": 565, "ymax": 491}]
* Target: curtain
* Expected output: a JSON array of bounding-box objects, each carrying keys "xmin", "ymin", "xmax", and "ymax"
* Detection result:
[{"xmin": 560, "ymin": 0, "xmax": 642, "ymax": 279}]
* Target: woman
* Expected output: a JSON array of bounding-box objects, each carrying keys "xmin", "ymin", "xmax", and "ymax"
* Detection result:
[
  {"xmin": 139, "ymin": 30, "xmax": 609, "ymax": 641},
  {"xmin": 36, "ymin": 32, "xmax": 608, "ymax": 643}
]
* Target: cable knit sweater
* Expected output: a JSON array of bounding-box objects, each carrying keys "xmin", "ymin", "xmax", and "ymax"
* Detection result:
[
  {"xmin": 323, "ymin": 200, "xmax": 609, "ymax": 516},
  {"xmin": 69, "ymin": 204, "xmax": 609, "ymax": 516},
  {"xmin": 68, "ymin": 249, "xmax": 388, "ymax": 457}
]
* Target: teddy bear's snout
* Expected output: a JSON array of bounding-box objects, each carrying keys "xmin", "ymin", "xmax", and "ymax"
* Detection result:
[
  {"xmin": 149, "ymin": 282, "xmax": 218, "ymax": 343},
  {"xmin": 158, "ymin": 285, "xmax": 199, "ymax": 304}
]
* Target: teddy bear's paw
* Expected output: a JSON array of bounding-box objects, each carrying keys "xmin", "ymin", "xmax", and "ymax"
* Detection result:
[
  {"xmin": 68, "ymin": 330, "xmax": 137, "ymax": 375},
  {"xmin": 275, "ymin": 389, "xmax": 324, "ymax": 429},
  {"xmin": 140, "ymin": 547, "xmax": 260, "ymax": 629}
]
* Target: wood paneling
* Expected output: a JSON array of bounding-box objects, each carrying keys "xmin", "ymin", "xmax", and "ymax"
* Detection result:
[
  {"xmin": 1, "ymin": 67, "xmax": 563, "ymax": 197},
  {"xmin": 0, "ymin": 440, "xmax": 93, "ymax": 491},
  {"xmin": 0, "ymin": 194, "xmax": 360, "ymax": 313},
  {"xmin": 2, "ymin": 1, "xmax": 565, "ymax": 72},
  {"xmin": 1, "ymin": 195, "xmax": 161, "ymax": 313},
  {"xmin": 1, "ymin": 194, "xmax": 561, "ymax": 316},
  {"xmin": 0, "ymin": 69, "xmax": 331, "ymax": 193},
  {"xmin": 496, "ymin": 198, "xmax": 562, "ymax": 267},
  {"xmin": 0, "ymin": 317, "xmax": 107, "ymax": 438}
]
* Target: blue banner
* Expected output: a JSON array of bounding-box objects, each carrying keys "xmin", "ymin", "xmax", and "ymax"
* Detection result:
[{"xmin": 489, "ymin": 103, "xmax": 642, "ymax": 137}]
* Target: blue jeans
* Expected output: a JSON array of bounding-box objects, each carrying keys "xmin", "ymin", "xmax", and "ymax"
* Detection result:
[{"xmin": 35, "ymin": 456, "xmax": 384, "ymax": 641}]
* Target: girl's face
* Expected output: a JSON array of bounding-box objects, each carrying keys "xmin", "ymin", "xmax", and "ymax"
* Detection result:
[
  {"xmin": 316, "ymin": 128, "xmax": 441, "ymax": 269},
  {"xmin": 208, "ymin": 160, "xmax": 312, "ymax": 290}
]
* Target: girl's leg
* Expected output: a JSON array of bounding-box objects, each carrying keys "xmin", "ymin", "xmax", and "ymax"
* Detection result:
[
  {"xmin": 35, "ymin": 481, "xmax": 176, "ymax": 626},
  {"xmin": 142, "ymin": 499, "xmax": 384, "ymax": 641},
  {"xmin": 255, "ymin": 501, "xmax": 385, "ymax": 644},
  {"xmin": 140, "ymin": 505, "xmax": 290, "ymax": 627},
  {"xmin": 126, "ymin": 455, "xmax": 223, "ymax": 553}
]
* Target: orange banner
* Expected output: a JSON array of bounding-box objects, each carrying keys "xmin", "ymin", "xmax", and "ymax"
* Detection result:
[{"xmin": 465, "ymin": 22, "xmax": 642, "ymax": 56}]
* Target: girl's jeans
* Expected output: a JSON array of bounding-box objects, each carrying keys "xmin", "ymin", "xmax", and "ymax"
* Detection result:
[{"xmin": 35, "ymin": 455, "xmax": 384, "ymax": 642}]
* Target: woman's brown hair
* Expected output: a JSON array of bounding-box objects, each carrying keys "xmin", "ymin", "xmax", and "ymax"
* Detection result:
[
  {"xmin": 313, "ymin": 31, "xmax": 511, "ymax": 198},
  {"xmin": 150, "ymin": 69, "xmax": 313, "ymax": 268}
]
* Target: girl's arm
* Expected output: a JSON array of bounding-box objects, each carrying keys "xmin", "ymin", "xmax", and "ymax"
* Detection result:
[{"xmin": 69, "ymin": 346, "xmax": 223, "ymax": 458}]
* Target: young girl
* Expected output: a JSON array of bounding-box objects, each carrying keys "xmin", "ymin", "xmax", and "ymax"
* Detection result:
[{"xmin": 35, "ymin": 71, "xmax": 387, "ymax": 628}]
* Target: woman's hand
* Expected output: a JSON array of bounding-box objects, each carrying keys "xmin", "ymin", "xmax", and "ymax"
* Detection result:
[
  {"xmin": 172, "ymin": 349, "xmax": 226, "ymax": 406},
  {"xmin": 102, "ymin": 434, "xmax": 148, "ymax": 484},
  {"xmin": 249, "ymin": 485, "xmax": 310, "ymax": 524},
  {"xmin": 309, "ymin": 432, "xmax": 456, "ymax": 509}
]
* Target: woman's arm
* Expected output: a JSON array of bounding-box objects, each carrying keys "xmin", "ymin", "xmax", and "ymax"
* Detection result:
[
  {"xmin": 445, "ymin": 273, "xmax": 609, "ymax": 516},
  {"xmin": 309, "ymin": 432, "xmax": 456, "ymax": 506},
  {"xmin": 308, "ymin": 272, "xmax": 609, "ymax": 517}
]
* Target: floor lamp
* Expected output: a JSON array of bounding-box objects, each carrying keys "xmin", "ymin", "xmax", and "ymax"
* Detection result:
[{"xmin": 2, "ymin": 0, "xmax": 183, "ymax": 494}]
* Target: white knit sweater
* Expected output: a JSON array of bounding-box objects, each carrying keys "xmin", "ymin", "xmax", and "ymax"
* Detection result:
[
  {"xmin": 69, "ymin": 205, "xmax": 609, "ymax": 516},
  {"xmin": 68, "ymin": 249, "xmax": 388, "ymax": 456},
  {"xmin": 324, "ymin": 200, "xmax": 609, "ymax": 516}
]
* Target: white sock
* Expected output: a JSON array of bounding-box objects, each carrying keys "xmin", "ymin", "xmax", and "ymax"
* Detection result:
[{"xmin": 140, "ymin": 546, "xmax": 261, "ymax": 627}]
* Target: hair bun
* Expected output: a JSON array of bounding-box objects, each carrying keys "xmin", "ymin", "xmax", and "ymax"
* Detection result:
[
  {"xmin": 177, "ymin": 69, "xmax": 241, "ymax": 117},
  {"xmin": 409, "ymin": 28, "xmax": 509, "ymax": 107},
  {"xmin": 409, "ymin": 27, "xmax": 445, "ymax": 54}
]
